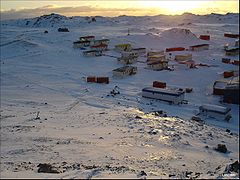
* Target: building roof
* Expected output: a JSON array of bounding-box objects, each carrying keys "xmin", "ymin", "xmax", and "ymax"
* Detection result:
[
  {"xmin": 213, "ymin": 79, "xmax": 229, "ymax": 88},
  {"xmin": 132, "ymin": 48, "xmax": 146, "ymax": 50},
  {"xmin": 224, "ymin": 33, "xmax": 239, "ymax": 37},
  {"xmin": 226, "ymin": 83, "xmax": 239, "ymax": 89},
  {"xmin": 148, "ymin": 50, "xmax": 164, "ymax": 53},
  {"xmin": 147, "ymin": 60, "xmax": 167, "ymax": 65},
  {"xmin": 115, "ymin": 44, "xmax": 131, "ymax": 47},
  {"xmin": 166, "ymin": 47, "xmax": 185, "ymax": 50},
  {"xmin": 214, "ymin": 81, "xmax": 227, "ymax": 89},
  {"xmin": 178, "ymin": 60, "xmax": 195, "ymax": 65},
  {"xmin": 148, "ymin": 54, "xmax": 165, "ymax": 58},
  {"xmin": 142, "ymin": 87, "xmax": 185, "ymax": 96},
  {"xmin": 199, "ymin": 104, "xmax": 231, "ymax": 114},
  {"xmin": 83, "ymin": 50, "xmax": 101, "ymax": 53},
  {"xmin": 91, "ymin": 44, "xmax": 108, "ymax": 48},
  {"xmin": 80, "ymin": 36, "xmax": 95, "ymax": 39},
  {"xmin": 225, "ymin": 47, "xmax": 239, "ymax": 52},
  {"xmin": 95, "ymin": 39, "xmax": 110, "ymax": 42},
  {"xmin": 228, "ymin": 76, "xmax": 239, "ymax": 85},
  {"xmin": 73, "ymin": 40, "xmax": 90, "ymax": 44},
  {"xmin": 190, "ymin": 44, "xmax": 209, "ymax": 48}
]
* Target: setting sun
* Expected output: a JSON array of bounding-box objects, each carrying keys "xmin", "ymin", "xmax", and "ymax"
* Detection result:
[{"xmin": 139, "ymin": 1, "xmax": 207, "ymax": 15}]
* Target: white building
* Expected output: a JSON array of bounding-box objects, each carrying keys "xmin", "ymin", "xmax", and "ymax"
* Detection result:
[
  {"xmin": 189, "ymin": 44, "xmax": 209, "ymax": 51},
  {"xmin": 225, "ymin": 47, "xmax": 239, "ymax": 56},
  {"xmin": 147, "ymin": 51, "xmax": 164, "ymax": 57},
  {"xmin": 147, "ymin": 60, "xmax": 168, "ymax": 71},
  {"xmin": 114, "ymin": 44, "xmax": 132, "ymax": 52},
  {"xmin": 79, "ymin": 36, "xmax": 95, "ymax": 42},
  {"xmin": 117, "ymin": 52, "xmax": 138, "ymax": 64},
  {"xmin": 142, "ymin": 87, "xmax": 185, "ymax": 104},
  {"xmin": 118, "ymin": 56, "xmax": 138, "ymax": 64},
  {"xmin": 73, "ymin": 40, "xmax": 90, "ymax": 48},
  {"xmin": 92, "ymin": 39, "xmax": 110, "ymax": 46},
  {"xmin": 112, "ymin": 66, "xmax": 137, "ymax": 77},
  {"xmin": 121, "ymin": 51, "xmax": 138, "ymax": 58},
  {"xmin": 199, "ymin": 104, "xmax": 231, "ymax": 121},
  {"xmin": 90, "ymin": 44, "xmax": 108, "ymax": 51},
  {"xmin": 175, "ymin": 54, "xmax": 192, "ymax": 61},
  {"xmin": 147, "ymin": 55, "xmax": 166, "ymax": 62},
  {"xmin": 213, "ymin": 79, "xmax": 228, "ymax": 95},
  {"xmin": 83, "ymin": 50, "xmax": 102, "ymax": 57},
  {"xmin": 131, "ymin": 48, "xmax": 146, "ymax": 55}
]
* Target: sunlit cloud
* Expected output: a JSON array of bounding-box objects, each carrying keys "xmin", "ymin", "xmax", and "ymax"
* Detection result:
[
  {"xmin": 1, "ymin": 5, "xmax": 161, "ymax": 20},
  {"xmin": 0, "ymin": 0, "xmax": 239, "ymax": 20}
]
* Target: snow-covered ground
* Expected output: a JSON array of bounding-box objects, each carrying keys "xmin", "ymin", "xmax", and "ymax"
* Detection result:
[{"xmin": 0, "ymin": 13, "xmax": 239, "ymax": 179}]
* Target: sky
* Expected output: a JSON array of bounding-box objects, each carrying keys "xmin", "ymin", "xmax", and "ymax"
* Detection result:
[{"xmin": 0, "ymin": 0, "xmax": 239, "ymax": 20}]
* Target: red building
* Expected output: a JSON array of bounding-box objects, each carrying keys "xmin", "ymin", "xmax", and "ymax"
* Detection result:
[
  {"xmin": 153, "ymin": 81, "xmax": 166, "ymax": 88},
  {"xmin": 199, "ymin": 35, "xmax": 210, "ymax": 40},
  {"xmin": 166, "ymin": 47, "xmax": 185, "ymax": 52}
]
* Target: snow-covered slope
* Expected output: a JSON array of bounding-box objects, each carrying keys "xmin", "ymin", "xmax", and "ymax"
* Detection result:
[{"xmin": 0, "ymin": 13, "xmax": 239, "ymax": 179}]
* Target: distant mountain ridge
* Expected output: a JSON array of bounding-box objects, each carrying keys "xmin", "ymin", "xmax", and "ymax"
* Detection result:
[{"xmin": 1, "ymin": 12, "xmax": 239, "ymax": 28}]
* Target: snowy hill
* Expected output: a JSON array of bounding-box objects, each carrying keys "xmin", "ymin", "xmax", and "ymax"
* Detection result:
[
  {"xmin": 160, "ymin": 28, "xmax": 199, "ymax": 42},
  {"xmin": 1, "ymin": 13, "xmax": 115, "ymax": 28},
  {"xmin": 26, "ymin": 13, "xmax": 68, "ymax": 27},
  {"xmin": 1, "ymin": 13, "xmax": 239, "ymax": 28}
]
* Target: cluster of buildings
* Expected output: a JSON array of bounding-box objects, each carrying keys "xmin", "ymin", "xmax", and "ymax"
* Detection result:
[
  {"xmin": 213, "ymin": 33, "xmax": 239, "ymax": 105},
  {"xmin": 213, "ymin": 76, "xmax": 239, "ymax": 104},
  {"xmin": 76, "ymin": 31, "xmax": 238, "ymax": 122},
  {"xmin": 224, "ymin": 39, "xmax": 239, "ymax": 56},
  {"xmin": 113, "ymin": 44, "xmax": 145, "ymax": 77},
  {"xmin": 198, "ymin": 33, "xmax": 239, "ymax": 120},
  {"xmin": 73, "ymin": 36, "xmax": 110, "ymax": 56}
]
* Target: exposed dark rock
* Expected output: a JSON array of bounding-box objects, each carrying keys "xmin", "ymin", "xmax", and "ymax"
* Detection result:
[
  {"xmin": 44, "ymin": 31, "xmax": 48, "ymax": 33},
  {"xmin": 138, "ymin": 170, "xmax": 147, "ymax": 177},
  {"xmin": 135, "ymin": 115, "xmax": 142, "ymax": 119},
  {"xmin": 37, "ymin": 163, "xmax": 60, "ymax": 173},
  {"xmin": 185, "ymin": 171, "xmax": 193, "ymax": 177},
  {"xmin": 214, "ymin": 144, "xmax": 228, "ymax": 153},
  {"xmin": 82, "ymin": 164, "xmax": 99, "ymax": 170},
  {"xmin": 226, "ymin": 129, "xmax": 231, "ymax": 133},
  {"xmin": 148, "ymin": 129, "xmax": 158, "ymax": 135},
  {"xmin": 216, "ymin": 165, "xmax": 221, "ymax": 170},
  {"xmin": 58, "ymin": 28, "xmax": 69, "ymax": 32},
  {"xmin": 191, "ymin": 116, "xmax": 203, "ymax": 122},
  {"xmin": 229, "ymin": 161, "xmax": 239, "ymax": 172},
  {"xmin": 186, "ymin": 88, "xmax": 193, "ymax": 93}
]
